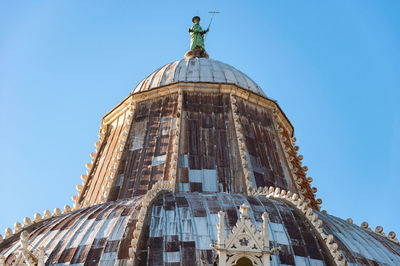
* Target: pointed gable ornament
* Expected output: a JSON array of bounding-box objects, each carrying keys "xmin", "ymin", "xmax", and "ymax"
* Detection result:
[
  {"xmin": 211, "ymin": 204, "xmax": 279, "ymax": 266},
  {"xmin": 4, "ymin": 231, "xmax": 45, "ymax": 266}
]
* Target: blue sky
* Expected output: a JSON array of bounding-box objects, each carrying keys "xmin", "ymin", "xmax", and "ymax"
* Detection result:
[{"xmin": 1, "ymin": 1, "xmax": 399, "ymax": 236}]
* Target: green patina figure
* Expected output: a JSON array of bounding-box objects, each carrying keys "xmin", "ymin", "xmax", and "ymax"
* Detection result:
[{"xmin": 189, "ymin": 16, "xmax": 209, "ymax": 50}]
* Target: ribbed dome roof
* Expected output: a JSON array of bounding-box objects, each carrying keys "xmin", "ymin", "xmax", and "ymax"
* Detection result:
[
  {"xmin": 1, "ymin": 193, "xmax": 399, "ymax": 265},
  {"xmin": 133, "ymin": 58, "xmax": 266, "ymax": 96}
]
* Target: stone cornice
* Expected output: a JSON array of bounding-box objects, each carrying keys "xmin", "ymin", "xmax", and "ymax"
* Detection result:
[{"xmin": 0, "ymin": 205, "xmax": 76, "ymax": 250}]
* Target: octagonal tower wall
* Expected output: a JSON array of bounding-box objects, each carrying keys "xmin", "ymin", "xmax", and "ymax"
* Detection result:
[{"xmin": 77, "ymin": 81, "xmax": 318, "ymax": 210}]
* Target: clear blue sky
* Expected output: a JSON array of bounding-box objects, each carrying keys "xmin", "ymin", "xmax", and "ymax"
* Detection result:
[{"xmin": 1, "ymin": 1, "xmax": 399, "ymax": 236}]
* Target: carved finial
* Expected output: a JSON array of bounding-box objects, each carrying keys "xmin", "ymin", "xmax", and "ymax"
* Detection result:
[
  {"xmin": 20, "ymin": 230, "xmax": 29, "ymax": 240},
  {"xmin": 81, "ymin": 174, "xmax": 88, "ymax": 181},
  {"xmin": 375, "ymin": 226, "xmax": 383, "ymax": 234},
  {"xmin": 43, "ymin": 210, "xmax": 51, "ymax": 218},
  {"xmin": 64, "ymin": 205, "xmax": 72, "ymax": 213},
  {"xmin": 72, "ymin": 195, "xmax": 78, "ymax": 202},
  {"xmin": 262, "ymin": 212, "xmax": 269, "ymax": 222},
  {"xmin": 292, "ymin": 193, "xmax": 299, "ymax": 201},
  {"xmin": 33, "ymin": 213, "xmax": 42, "ymax": 222},
  {"xmin": 217, "ymin": 211, "xmax": 226, "ymax": 247},
  {"xmin": 212, "ymin": 206, "xmax": 278, "ymax": 266},
  {"xmin": 361, "ymin": 221, "xmax": 369, "ymax": 229},
  {"xmin": 53, "ymin": 208, "xmax": 61, "ymax": 216},
  {"xmin": 5, "ymin": 228, "xmax": 12, "ymax": 237},
  {"xmin": 239, "ymin": 204, "xmax": 250, "ymax": 219},
  {"xmin": 388, "ymin": 231, "xmax": 396, "ymax": 239},
  {"xmin": 73, "ymin": 202, "xmax": 81, "ymax": 210},
  {"xmin": 326, "ymin": 234, "xmax": 334, "ymax": 244},
  {"xmin": 24, "ymin": 217, "xmax": 32, "ymax": 227},
  {"xmin": 14, "ymin": 222, "xmax": 22, "ymax": 233},
  {"xmin": 346, "ymin": 218, "xmax": 353, "ymax": 224},
  {"xmin": 20, "ymin": 231, "xmax": 29, "ymax": 248},
  {"xmin": 261, "ymin": 212, "xmax": 270, "ymax": 249}
]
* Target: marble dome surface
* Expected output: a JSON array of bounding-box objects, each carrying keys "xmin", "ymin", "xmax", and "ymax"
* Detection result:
[
  {"xmin": 1, "ymin": 193, "xmax": 399, "ymax": 265},
  {"xmin": 132, "ymin": 58, "xmax": 266, "ymax": 97}
]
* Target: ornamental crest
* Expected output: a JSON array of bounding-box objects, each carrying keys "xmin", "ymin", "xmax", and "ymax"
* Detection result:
[
  {"xmin": 0, "ymin": 231, "xmax": 45, "ymax": 266},
  {"xmin": 211, "ymin": 204, "xmax": 279, "ymax": 266}
]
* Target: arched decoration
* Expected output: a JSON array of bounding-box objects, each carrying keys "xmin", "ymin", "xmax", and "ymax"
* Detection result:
[
  {"xmin": 128, "ymin": 180, "xmax": 175, "ymax": 266},
  {"xmin": 211, "ymin": 204, "xmax": 279, "ymax": 266},
  {"xmin": 251, "ymin": 186, "xmax": 346, "ymax": 265},
  {"xmin": 234, "ymin": 257, "xmax": 253, "ymax": 266}
]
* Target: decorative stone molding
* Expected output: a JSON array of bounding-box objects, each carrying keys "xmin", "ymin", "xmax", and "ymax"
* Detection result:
[
  {"xmin": 0, "ymin": 206, "xmax": 73, "ymax": 246},
  {"xmin": 168, "ymin": 91, "xmax": 182, "ymax": 190},
  {"xmin": 271, "ymin": 108, "xmax": 320, "ymax": 210},
  {"xmin": 211, "ymin": 204, "xmax": 279, "ymax": 266},
  {"xmin": 360, "ymin": 221, "xmax": 399, "ymax": 244},
  {"xmin": 73, "ymin": 125, "xmax": 107, "ymax": 209},
  {"xmin": 387, "ymin": 231, "xmax": 399, "ymax": 244},
  {"xmin": 128, "ymin": 180, "xmax": 174, "ymax": 266},
  {"xmin": 250, "ymin": 186, "xmax": 346, "ymax": 265},
  {"xmin": 230, "ymin": 94, "xmax": 253, "ymax": 195},
  {"xmin": 98, "ymin": 102, "xmax": 137, "ymax": 204}
]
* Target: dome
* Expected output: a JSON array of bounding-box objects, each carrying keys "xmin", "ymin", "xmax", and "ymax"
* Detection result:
[
  {"xmin": 1, "ymin": 50, "xmax": 399, "ymax": 265},
  {"xmin": 1, "ymin": 193, "xmax": 398, "ymax": 265},
  {"xmin": 132, "ymin": 58, "xmax": 266, "ymax": 97}
]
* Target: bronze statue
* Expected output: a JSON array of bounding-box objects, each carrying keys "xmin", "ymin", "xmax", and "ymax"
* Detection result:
[
  {"xmin": 185, "ymin": 11, "xmax": 219, "ymax": 59},
  {"xmin": 188, "ymin": 16, "xmax": 209, "ymax": 50}
]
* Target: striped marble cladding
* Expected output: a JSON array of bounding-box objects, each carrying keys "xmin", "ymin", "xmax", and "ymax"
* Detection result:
[
  {"xmin": 81, "ymin": 112, "xmax": 129, "ymax": 206},
  {"xmin": 177, "ymin": 92, "xmax": 245, "ymax": 194},
  {"xmin": 0, "ymin": 197, "xmax": 142, "ymax": 266},
  {"xmin": 234, "ymin": 97, "xmax": 297, "ymax": 192},
  {"xmin": 109, "ymin": 94, "xmax": 178, "ymax": 200},
  {"xmin": 137, "ymin": 192, "xmax": 331, "ymax": 266},
  {"xmin": 317, "ymin": 212, "xmax": 400, "ymax": 265},
  {"xmin": 1, "ymin": 195, "xmax": 399, "ymax": 265}
]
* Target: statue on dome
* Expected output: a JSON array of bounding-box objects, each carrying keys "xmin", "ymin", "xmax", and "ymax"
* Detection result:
[
  {"xmin": 189, "ymin": 16, "xmax": 209, "ymax": 50},
  {"xmin": 185, "ymin": 16, "xmax": 210, "ymax": 59}
]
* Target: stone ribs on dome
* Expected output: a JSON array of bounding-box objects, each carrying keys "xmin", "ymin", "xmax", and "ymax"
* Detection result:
[
  {"xmin": 1, "ymin": 56, "xmax": 399, "ymax": 266},
  {"xmin": 0, "ymin": 194, "xmax": 399, "ymax": 265},
  {"xmin": 133, "ymin": 58, "xmax": 266, "ymax": 97}
]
